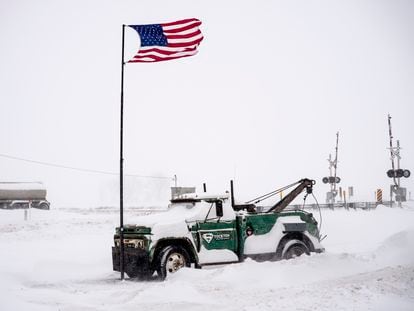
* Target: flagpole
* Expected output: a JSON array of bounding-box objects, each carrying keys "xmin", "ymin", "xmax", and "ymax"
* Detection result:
[{"xmin": 119, "ymin": 24, "xmax": 126, "ymax": 280}]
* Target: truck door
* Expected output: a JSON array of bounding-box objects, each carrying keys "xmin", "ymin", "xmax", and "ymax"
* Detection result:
[{"xmin": 195, "ymin": 200, "xmax": 239, "ymax": 264}]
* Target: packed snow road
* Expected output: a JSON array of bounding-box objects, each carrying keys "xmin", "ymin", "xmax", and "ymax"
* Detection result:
[{"xmin": 1, "ymin": 204, "xmax": 414, "ymax": 311}]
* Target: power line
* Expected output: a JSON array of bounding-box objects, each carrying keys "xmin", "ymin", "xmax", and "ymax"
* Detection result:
[{"xmin": 0, "ymin": 153, "xmax": 173, "ymax": 180}]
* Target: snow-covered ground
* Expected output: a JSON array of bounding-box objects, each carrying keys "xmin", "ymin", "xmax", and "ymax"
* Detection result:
[{"xmin": 1, "ymin": 204, "xmax": 414, "ymax": 311}]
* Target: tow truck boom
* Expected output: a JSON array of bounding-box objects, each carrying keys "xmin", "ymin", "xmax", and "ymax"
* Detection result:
[{"xmin": 267, "ymin": 178, "xmax": 315, "ymax": 213}]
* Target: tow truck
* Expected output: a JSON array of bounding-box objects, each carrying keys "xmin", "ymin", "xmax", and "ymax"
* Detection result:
[{"xmin": 112, "ymin": 178, "xmax": 324, "ymax": 279}]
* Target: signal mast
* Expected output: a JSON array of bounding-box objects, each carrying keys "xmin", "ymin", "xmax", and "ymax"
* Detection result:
[
  {"xmin": 386, "ymin": 114, "xmax": 410, "ymax": 207},
  {"xmin": 323, "ymin": 132, "xmax": 341, "ymax": 204}
]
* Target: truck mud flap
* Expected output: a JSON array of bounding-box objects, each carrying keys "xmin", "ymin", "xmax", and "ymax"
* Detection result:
[{"xmin": 112, "ymin": 247, "xmax": 151, "ymax": 276}]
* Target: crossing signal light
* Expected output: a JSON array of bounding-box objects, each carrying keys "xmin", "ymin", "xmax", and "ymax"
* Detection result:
[
  {"xmin": 387, "ymin": 169, "xmax": 411, "ymax": 178},
  {"xmin": 322, "ymin": 176, "xmax": 341, "ymax": 184}
]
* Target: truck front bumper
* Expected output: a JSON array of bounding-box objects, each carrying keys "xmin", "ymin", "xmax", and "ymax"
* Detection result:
[{"xmin": 112, "ymin": 246, "xmax": 151, "ymax": 277}]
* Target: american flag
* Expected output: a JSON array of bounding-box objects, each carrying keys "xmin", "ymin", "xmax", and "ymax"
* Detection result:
[{"xmin": 128, "ymin": 18, "xmax": 203, "ymax": 63}]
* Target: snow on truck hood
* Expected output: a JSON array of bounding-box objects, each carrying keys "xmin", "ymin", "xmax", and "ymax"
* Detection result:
[{"xmin": 128, "ymin": 202, "xmax": 212, "ymax": 237}]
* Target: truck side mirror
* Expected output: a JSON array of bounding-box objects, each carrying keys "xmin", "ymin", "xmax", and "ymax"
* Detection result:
[{"xmin": 216, "ymin": 201, "xmax": 223, "ymax": 217}]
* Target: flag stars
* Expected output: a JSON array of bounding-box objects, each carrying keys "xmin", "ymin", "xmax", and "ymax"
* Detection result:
[{"xmin": 130, "ymin": 24, "xmax": 168, "ymax": 47}]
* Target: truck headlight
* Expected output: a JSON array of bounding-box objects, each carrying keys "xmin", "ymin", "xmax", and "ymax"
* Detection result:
[
  {"xmin": 127, "ymin": 239, "xmax": 145, "ymax": 249},
  {"xmin": 114, "ymin": 238, "xmax": 145, "ymax": 249}
]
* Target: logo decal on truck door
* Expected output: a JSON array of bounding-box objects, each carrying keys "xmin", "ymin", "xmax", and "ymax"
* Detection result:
[
  {"xmin": 202, "ymin": 233, "xmax": 214, "ymax": 243},
  {"xmin": 202, "ymin": 232, "xmax": 231, "ymax": 244}
]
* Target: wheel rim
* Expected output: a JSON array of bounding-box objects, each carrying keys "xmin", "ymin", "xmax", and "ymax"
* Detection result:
[
  {"xmin": 166, "ymin": 252, "xmax": 186, "ymax": 274},
  {"xmin": 286, "ymin": 246, "xmax": 305, "ymax": 259}
]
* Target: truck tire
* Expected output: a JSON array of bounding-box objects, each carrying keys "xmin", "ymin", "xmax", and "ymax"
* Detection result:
[
  {"xmin": 156, "ymin": 245, "xmax": 191, "ymax": 280},
  {"xmin": 38, "ymin": 202, "xmax": 49, "ymax": 210},
  {"xmin": 282, "ymin": 239, "xmax": 310, "ymax": 260}
]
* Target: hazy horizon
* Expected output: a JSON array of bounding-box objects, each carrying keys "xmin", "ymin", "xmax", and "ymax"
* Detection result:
[{"xmin": 1, "ymin": 0, "xmax": 413, "ymax": 207}]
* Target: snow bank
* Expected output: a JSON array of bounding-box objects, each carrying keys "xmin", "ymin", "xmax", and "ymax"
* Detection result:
[
  {"xmin": 1, "ymin": 204, "xmax": 414, "ymax": 310},
  {"xmin": 318, "ymin": 204, "xmax": 414, "ymax": 253},
  {"xmin": 375, "ymin": 229, "xmax": 414, "ymax": 266}
]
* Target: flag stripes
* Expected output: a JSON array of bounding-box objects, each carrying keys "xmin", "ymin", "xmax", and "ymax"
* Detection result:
[{"xmin": 128, "ymin": 18, "xmax": 203, "ymax": 63}]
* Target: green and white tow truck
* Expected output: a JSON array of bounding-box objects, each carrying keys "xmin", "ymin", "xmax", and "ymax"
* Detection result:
[{"xmin": 112, "ymin": 178, "xmax": 324, "ymax": 280}]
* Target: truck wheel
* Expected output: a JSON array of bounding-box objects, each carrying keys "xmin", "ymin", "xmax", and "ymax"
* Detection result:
[
  {"xmin": 282, "ymin": 239, "xmax": 310, "ymax": 260},
  {"xmin": 38, "ymin": 202, "xmax": 49, "ymax": 210},
  {"xmin": 156, "ymin": 245, "xmax": 190, "ymax": 280}
]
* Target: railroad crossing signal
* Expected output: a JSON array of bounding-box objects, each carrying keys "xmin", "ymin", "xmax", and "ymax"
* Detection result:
[
  {"xmin": 324, "ymin": 132, "xmax": 340, "ymax": 204},
  {"xmin": 386, "ymin": 115, "xmax": 409, "ymax": 207}
]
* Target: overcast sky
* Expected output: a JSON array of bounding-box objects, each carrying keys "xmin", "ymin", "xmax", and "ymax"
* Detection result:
[{"xmin": 1, "ymin": 0, "xmax": 413, "ymax": 207}]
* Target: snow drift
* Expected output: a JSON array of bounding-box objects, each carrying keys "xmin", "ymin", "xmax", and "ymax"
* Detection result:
[{"xmin": 1, "ymin": 204, "xmax": 414, "ymax": 310}]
